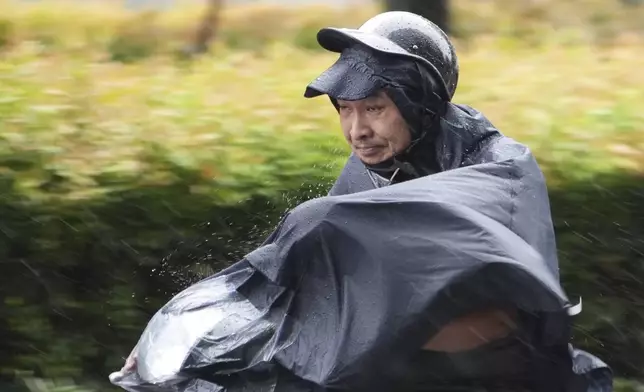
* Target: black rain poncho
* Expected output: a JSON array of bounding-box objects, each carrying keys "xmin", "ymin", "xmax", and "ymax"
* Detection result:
[
  {"xmin": 327, "ymin": 102, "xmax": 561, "ymax": 281},
  {"xmin": 109, "ymin": 103, "xmax": 612, "ymax": 392}
]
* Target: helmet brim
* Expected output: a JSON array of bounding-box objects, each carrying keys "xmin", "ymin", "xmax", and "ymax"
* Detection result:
[{"xmin": 314, "ymin": 27, "xmax": 451, "ymax": 101}]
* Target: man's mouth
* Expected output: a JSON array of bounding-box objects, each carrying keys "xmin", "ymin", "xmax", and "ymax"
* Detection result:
[{"xmin": 356, "ymin": 146, "xmax": 382, "ymax": 156}]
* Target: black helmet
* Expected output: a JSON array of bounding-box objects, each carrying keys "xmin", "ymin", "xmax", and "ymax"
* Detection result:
[{"xmin": 306, "ymin": 11, "xmax": 459, "ymax": 102}]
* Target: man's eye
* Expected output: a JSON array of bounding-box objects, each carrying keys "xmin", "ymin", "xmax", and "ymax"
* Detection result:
[{"xmin": 367, "ymin": 106, "xmax": 384, "ymax": 112}]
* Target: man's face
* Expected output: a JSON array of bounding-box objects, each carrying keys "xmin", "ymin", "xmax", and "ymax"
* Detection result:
[{"xmin": 337, "ymin": 91, "xmax": 412, "ymax": 165}]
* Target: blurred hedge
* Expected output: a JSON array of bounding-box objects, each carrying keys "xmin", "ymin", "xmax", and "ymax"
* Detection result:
[{"xmin": 0, "ymin": 1, "xmax": 644, "ymax": 391}]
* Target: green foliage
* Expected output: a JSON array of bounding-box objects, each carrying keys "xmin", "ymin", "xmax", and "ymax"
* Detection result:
[
  {"xmin": 549, "ymin": 173, "xmax": 644, "ymax": 378},
  {"xmin": 0, "ymin": 18, "xmax": 13, "ymax": 50},
  {"xmin": 107, "ymin": 12, "xmax": 162, "ymax": 63},
  {"xmin": 615, "ymin": 378, "xmax": 644, "ymax": 392}
]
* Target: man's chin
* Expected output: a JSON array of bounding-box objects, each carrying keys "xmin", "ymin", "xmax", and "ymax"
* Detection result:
[{"xmin": 356, "ymin": 153, "xmax": 391, "ymax": 166}]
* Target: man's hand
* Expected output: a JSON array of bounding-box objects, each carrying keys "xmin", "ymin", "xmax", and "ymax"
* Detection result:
[{"xmin": 121, "ymin": 350, "xmax": 138, "ymax": 372}]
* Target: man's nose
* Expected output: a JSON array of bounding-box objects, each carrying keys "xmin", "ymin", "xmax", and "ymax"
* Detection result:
[{"xmin": 349, "ymin": 112, "xmax": 372, "ymax": 140}]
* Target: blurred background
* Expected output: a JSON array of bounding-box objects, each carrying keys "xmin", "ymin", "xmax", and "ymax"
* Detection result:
[{"xmin": 0, "ymin": 0, "xmax": 643, "ymax": 391}]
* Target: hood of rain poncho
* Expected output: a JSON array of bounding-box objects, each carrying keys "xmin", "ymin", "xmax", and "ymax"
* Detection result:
[{"xmin": 109, "ymin": 104, "xmax": 582, "ymax": 392}]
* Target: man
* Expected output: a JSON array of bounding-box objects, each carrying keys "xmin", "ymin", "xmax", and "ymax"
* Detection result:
[
  {"xmin": 303, "ymin": 9, "xmax": 552, "ymax": 356},
  {"xmin": 116, "ymin": 11, "xmax": 612, "ymax": 392},
  {"xmin": 302, "ymin": 10, "xmax": 612, "ymax": 392},
  {"xmin": 304, "ymin": 10, "xmax": 561, "ymax": 276}
]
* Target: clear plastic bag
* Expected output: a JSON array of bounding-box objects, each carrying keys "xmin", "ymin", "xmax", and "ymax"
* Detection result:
[{"xmin": 110, "ymin": 263, "xmax": 294, "ymax": 392}]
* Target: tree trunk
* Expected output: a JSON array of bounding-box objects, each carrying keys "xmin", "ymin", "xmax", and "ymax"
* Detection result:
[
  {"xmin": 384, "ymin": 0, "xmax": 450, "ymax": 35},
  {"xmin": 189, "ymin": 0, "xmax": 225, "ymax": 55}
]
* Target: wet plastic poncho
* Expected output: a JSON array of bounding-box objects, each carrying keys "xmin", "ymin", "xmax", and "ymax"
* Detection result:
[
  {"xmin": 329, "ymin": 102, "xmax": 560, "ymax": 279},
  {"xmin": 110, "ymin": 104, "xmax": 611, "ymax": 391}
]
